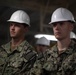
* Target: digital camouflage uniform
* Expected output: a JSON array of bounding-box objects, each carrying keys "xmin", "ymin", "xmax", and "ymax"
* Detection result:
[
  {"xmin": 42, "ymin": 39, "xmax": 76, "ymax": 75},
  {"xmin": 29, "ymin": 39, "xmax": 76, "ymax": 75},
  {"xmin": 0, "ymin": 40, "xmax": 37, "ymax": 75},
  {"xmin": 29, "ymin": 49, "xmax": 51, "ymax": 75}
]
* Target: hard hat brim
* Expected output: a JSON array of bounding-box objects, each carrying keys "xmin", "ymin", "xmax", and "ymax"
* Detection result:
[
  {"xmin": 49, "ymin": 19, "xmax": 75, "ymax": 25},
  {"xmin": 7, "ymin": 20, "xmax": 30, "ymax": 26}
]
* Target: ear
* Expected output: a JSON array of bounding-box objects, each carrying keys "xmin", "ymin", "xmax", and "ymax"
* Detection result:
[
  {"xmin": 24, "ymin": 27, "xmax": 29, "ymax": 33},
  {"xmin": 70, "ymin": 24, "xmax": 74, "ymax": 31}
]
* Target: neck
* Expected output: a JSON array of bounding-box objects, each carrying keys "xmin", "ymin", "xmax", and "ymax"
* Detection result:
[
  {"xmin": 57, "ymin": 38, "xmax": 71, "ymax": 52},
  {"xmin": 11, "ymin": 37, "xmax": 25, "ymax": 49}
]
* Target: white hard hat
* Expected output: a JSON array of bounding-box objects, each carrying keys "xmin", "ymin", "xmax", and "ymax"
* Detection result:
[
  {"xmin": 36, "ymin": 37, "xmax": 50, "ymax": 46},
  {"xmin": 49, "ymin": 7, "xmax": 75, "ymax": 24},
  {"xmin": 7, "ymin": 10, "xmax": 30, "ymax": 26},
  {"xmin": 70, "ymin": 32, "xmax": 76, "ymax": 39}
]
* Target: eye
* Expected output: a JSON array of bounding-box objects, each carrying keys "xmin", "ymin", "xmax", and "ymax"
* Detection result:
[
  {"xmin": 10, "ymin": 23, "xmax": 14, "ymax": 26},
  {"xmin": 15, "ymin": 23, "xmax": 22, "ymax": 27},
  {"xmin": 52, "ymin": 22, "xmax": 64, "ymax": 27},
  {"xmin": 52, "ymin": 23, "xmax": 57, "ymax": 27},
  {"xmin": 59, "ymin": 22, "xmax": 64, "ymax": 25}
]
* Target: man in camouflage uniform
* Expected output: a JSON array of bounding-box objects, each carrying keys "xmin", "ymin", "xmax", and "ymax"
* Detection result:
[
  {"xmin": 35, "ymin": 37, "xmax": 50, "ymax": 53},
  {"xmin": 35, "ymin": 37, "xmax": 50, "ymax": 62},
  {"xmin": 42, "ymin": 7, "xmax": 76, "ymax": 75},
  {"xmin": 30, "ymin": 7, "xmax": 76, "ymax": 75},
  {"xmin": 29, "ymin": 37, "xmax": 51, "ymax": 75},
  {"xmin": 0, "ymin": 10, "xmax": 37, "ymax": 75}
]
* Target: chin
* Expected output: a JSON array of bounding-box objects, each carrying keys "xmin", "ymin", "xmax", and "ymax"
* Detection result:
[
  {"xmin": 55, "ymin": 36, "xmax": 62, "ymax": 40},
  {"xmin": 10, "ymin": 36, "xmax": 16, "ymax": 38}
]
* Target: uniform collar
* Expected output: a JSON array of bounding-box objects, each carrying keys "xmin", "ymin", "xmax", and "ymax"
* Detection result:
[
  {"xmin": 51, "ymin": 39, "xmax": 76, "ymax": 56},
  {"xmin": 64, "ymin": 40, "xmax": 76, "ymax": 54},
  {"xmin": 2, "ymin": 40, "xmax": 28, "ymax": 54}
]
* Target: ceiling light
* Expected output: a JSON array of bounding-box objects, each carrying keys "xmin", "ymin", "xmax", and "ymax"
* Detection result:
[{"xmin": 34, "ymin": 34, "xmax": 57, "ymax": 41}]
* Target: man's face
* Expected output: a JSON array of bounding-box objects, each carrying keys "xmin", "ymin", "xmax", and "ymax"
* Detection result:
[
  {"xmin": 36, "ymin": 45, "xmax": 48, "ymax": 53},
  {"xmin": 9, "ymin": 22, "xmax": 28, "ymax": 38},
  {"xmin": 52, "ymin": 21, "xmax": 73, "ymax": 40}
]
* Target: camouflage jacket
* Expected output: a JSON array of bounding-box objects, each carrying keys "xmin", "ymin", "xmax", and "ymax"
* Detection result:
[
  {"xmin": 42, "ymin": 39, "xmax": 76, "ymax": 75},
  {"xmin": 29, "ymin": 49, "xmax": 51, "ymax": 75},
  {"xmin": 0, "ymin": 40, "xmax": 37, "ymax": 75}
]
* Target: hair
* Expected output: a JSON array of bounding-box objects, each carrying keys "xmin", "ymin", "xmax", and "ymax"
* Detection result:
[
  {"xmin": 22, "ymin": 23, "xmax": 29, "ymax": 27},
  {"xmin": 8, "ymin": 22, "xmax": 29, "ymax": 28},
  {"xmin": 68, "ymin": 20, "xmax": 75, "ymax": 24}
]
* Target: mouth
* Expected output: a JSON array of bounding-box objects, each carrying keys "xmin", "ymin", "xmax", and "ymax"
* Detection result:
[
  {"xmin": 10, "ymin": 31, "xmax": 15, "ymax": 34},
  {"xmin": 55, "ymin": 31, "xmax": 60, "ymax": 34},
  {"xmin": 55, "ymin": 32, "xmax": 61, "ymax": 36}
]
